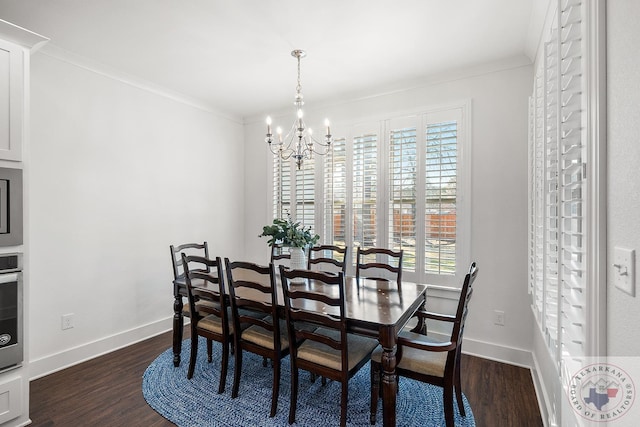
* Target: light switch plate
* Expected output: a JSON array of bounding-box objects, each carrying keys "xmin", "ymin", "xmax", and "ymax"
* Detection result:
[{"xmin": 614, "ymin": 247, "xmax": 635, "ymax": 296}]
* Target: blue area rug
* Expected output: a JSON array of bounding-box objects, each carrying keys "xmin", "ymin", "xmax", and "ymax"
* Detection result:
[{"xmin": 143, "ymin": 337, "xmax": 475, "ymax": 426}]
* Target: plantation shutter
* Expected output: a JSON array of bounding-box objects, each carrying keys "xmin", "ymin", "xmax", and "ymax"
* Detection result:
[
  {"xmin": 352, "ymin": 132, "xmax": 378, "ymax": 263},
  {"xmin": 529, "ymin": 0, "xmax": 591, "ymax": 368},
  {"xmin": 531, "ymin": 61, "xmax": 545, "ymax": 321},
  {"xmin": 388, "ymin": 118, "xmax": 417, "ymax": 272},
  {"xmin": 273, "ymin": 155, "xmax": 291, "ymax": 219},
  {"xmin": 558, "ymin": 0, "xmax": 586, "ymax": 360},
  {"xmin": 544, "ymin": 27, "xmax": 560, "ymax": 354},
  {"xmin": 424, "ymin": 117, "xmax": 458, "ymax": 276},
  {"xmin": 295, "ymin": 156, "xmax": 315, "ymax": 230},
  {"xmin": 324, "ymin": 137, "xmax": 347, "ymax": 246}
]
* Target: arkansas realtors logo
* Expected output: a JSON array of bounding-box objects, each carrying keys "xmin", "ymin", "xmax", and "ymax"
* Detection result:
[{"xmin": 568, "ymin": 363, "xmax": 636, "ymax": 423}]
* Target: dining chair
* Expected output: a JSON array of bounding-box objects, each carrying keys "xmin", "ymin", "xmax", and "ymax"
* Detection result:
[
  {"xmin": 307, "ymin": 244, "xmax": 348, "ymax": 275},
  {"xmin": 369, "ymin": 261, "xmax": 479, "ymax": 426},
  {"xmin": 181, "ymin": 253, "xmax": 231, "ymax": 394},
  {"xmin": 280, "ymin": 266, "xmax": 378, "ymax": 427},
  {"xmin": 355, "ymin": 247, "xmax": 403, "ymax": 284},
  {"xmin": 224, "ymin": 259, "xmax": 291, "ymax": 417},
  {"xmin": 270, "ymin": 243, "xmax": 291, "ymax": 267},
  {"xmin": 169, "ymin": 242, "xmax": 217, "ymax": 367}
]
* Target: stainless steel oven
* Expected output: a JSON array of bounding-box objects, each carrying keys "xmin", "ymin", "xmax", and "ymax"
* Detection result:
[{"xmin": 0, "ymin": 253, "xmax": 22, "ymax": 371}]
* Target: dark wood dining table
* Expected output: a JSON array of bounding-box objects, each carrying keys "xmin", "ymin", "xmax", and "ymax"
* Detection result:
[{"xmin": 173, "ymin": 273, "xmax": 427, "ymax": 427}]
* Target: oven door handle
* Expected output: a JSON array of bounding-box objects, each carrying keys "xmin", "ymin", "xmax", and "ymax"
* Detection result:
[{"xmin": 0, "ymin": 272, "xmax": 19, "ymax": 283}]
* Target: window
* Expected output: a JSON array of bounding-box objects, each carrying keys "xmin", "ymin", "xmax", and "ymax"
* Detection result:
[
  {"xmin": 352, "ymin": 132, "xmax": 378, "ymax": 264},
  {"xmin": 295, "ymin": 156, "xmax": 315, "ymax": 228},
  {"xmin": 272, "ymin": 105, "xmax": 469, "ymax": 284},
  {"xmin": 529, "ymin": 0, "xmax": 605, "ymax": 379},
  {"xmin": 389, "ymin": 124, "xmax": 417, "ymax": 272},
  {"xmin": 324, "ymin": 137, "xmax": 347, "ymax": 247},
  {"xmin": 273, "ymin": 155, "xmax": 291, "ymax": 219},
  {"xmin": 273, "ymin": 154, "xmax": 315, "ymax": 233},
  {"xmin": 424, "ymin": 121, "xmax": 458, "ymax": 275}
]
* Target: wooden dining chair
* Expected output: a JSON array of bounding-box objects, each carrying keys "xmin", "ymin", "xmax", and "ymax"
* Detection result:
[
  {"xmin": 307, "ymin": 244, "xmax": 348, "ymax": 275},
  {"xmin": 224, "ymin": 259, "xmax": 290, "ymax": 417},
  {"xmin": 169, "ymin": 242, "xmax": 216, "ymax": 367},
  {"xmin": 355, "ymin": 247, "xmax": 403, "ymax": 284},
  {"xmin": 369, "ymin": 261, "xmax": 479, "ymax": 426},
  {"xmin": 280, "ymin": 266, "xmax": 378, "ymax": 427},
  {"xmin": 270, "ymin": 243, "xmax": 291, "ymax": 267},
  {"xmin": 181, "ymin": 253, "xmax": 231, "ymax": 394}
]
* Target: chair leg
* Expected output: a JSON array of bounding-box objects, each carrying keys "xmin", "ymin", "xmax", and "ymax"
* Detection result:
[
  {"xmin": 370, "ymin": 362, "xmax": 380, "ymax": 425},
  {"xmin": 340, "ymin": 380, "xmax": 348, "ymax": 427},
  {"xmin": 263, "ymin": 356, "xmax": 268, "ymax": 367},
  {"xmin": 443, "ymin": 378, "xmax": 455, "ymax": 427},
  {"xmin": 270, "ymin": 358, "xmax": 281, "ymax": 417},
  {"xmin": 218, "ymin": 339, "xmax": 229, "ymax": 394},
  {"xmin": 288, "ymin": 363, "xmax": 299, "ymax": 425},
  {"xmin": 231, "ymin": 342, "xmax": 243, "ymax": 398},
  {"xmin": 187, "ymin": 331, "xmax": 198, "ymax": 380},
  {"xmin": 207, "ymin": 338, "xmax": 213, "ymax": 363},
  {"xmin": 172, "ymin": 295, "xmax": 184, "ymax": 367},
  {"xmin": 455, "ymin": 367, "xmax": 465, "ymax": 416}
]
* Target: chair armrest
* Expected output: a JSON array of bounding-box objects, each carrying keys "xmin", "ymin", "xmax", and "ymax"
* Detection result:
[
  {"xmin": 415, "ymin": 310, "xmax": 456, "ymax": 323},
  {"xmin": 398, "ymin": 335, "xmax": 456, "ymax": 352}
]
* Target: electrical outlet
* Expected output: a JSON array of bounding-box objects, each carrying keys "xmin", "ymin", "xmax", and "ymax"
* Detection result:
[
  {"xmin": 493, "ymin": 310, "xmax": 505, "ymax": 326},
  {"xmin": 61, "ymin": 313, "xmax": 74, "ymax": 330}
]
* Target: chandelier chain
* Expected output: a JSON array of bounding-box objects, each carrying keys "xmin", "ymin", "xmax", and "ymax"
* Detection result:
[{"xmin": 296, "ymin": 54, "xmax": 302, "ymax": 95}]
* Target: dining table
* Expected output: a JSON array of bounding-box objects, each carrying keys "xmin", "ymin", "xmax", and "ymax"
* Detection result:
[{"xmin": 174, "ymin": 272, "xmax": 427, "ymax": 427}]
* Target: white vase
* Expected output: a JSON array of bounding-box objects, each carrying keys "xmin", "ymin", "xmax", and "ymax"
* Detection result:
[{"xmin": 289, "ymin": 247, "xmax": 307, "ymax": 283}]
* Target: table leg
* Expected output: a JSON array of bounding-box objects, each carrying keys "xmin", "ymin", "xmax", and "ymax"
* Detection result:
[
  {"xmin": 381, "ymin": 330, "xmax": 398, "ymax": 427},
  {"xmin": 172, "ymin": 294, "xmax": 183, "ymax": 367}
]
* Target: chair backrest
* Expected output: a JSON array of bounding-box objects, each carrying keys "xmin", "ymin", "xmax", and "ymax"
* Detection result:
[
  {"xmin": 181, "ymin": 253, "xmax": 227, "ymax": 320},
  {"xmin": 355, "ymin": 247, "xmax": 403, "ymax": 283},
  {"xmin": 270, "ymin": 244, "xmax": 291, "ymax": 268},
  {"xmin": 307, "ymin": 245, "xmax": 348, "ymax": 275},
  {"xmin": 170, "ymin": 242, "xmax": 209, "ymax": 281},
  {"xmin": 451, "ymin": 262, "xmax": 478, "ymax": 346},
  {"xmin": 279, "ymin": 266, "xmax": 348, "ymax": 369},
  {"xmin": 225, "ymin": 259, "xmax": 280, "ymax": 341}
]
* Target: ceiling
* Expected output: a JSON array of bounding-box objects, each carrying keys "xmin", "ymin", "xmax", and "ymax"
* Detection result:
[{"xmin": 0, "ymin": 0, "xmax": 545, "ymax": 119}]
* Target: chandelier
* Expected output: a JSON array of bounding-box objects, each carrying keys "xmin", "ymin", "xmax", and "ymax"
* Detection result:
[{"xmin": 265, "ymin": 49, "xmax": 332, "ymax": 170}]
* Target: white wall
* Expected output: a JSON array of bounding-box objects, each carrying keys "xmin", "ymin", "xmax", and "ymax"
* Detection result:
[
  {"xmin": 244, "ymin": 63, "xmax": 534, "ymax": 366},
  {"xmin": 27, "ymin": 51, "xmax": 246, "ymax": 378},
  {"xmin": 607, "ymin": 0, "xmax": 640, "ymax": 356}
]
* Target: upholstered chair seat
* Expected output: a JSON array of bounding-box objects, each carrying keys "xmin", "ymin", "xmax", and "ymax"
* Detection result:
[{"xmin": 298, "ymin": 328, "xmax": 378, "ymax": 371}]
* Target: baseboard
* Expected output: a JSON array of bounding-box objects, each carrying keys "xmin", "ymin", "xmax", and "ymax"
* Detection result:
[
  {"xmin": 462, "ymin": 337, "xmax": 534, "ymax": 368},
  {"xmin": 427, "ymin": 330, "xmax": 534, "ymax": 369},
  {"xmin": 530, "ymin": 352, "xmax": 552, "ymax": 427},
  {"xmin": 28, "ymin": 316, "xmax": 174, "ymax": 380}
]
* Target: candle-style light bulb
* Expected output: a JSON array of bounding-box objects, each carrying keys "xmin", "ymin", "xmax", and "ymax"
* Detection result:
[
  {"xmin": 266, "ymin": 116, "xmax": 272, "ymax": 134},
  {"xmin": 276, "ymin": 127, "xmax": 283, "ymax": 142},
  {"xmin": 324, "ymin": 118, "xmax": 331, "ymax": 135}
]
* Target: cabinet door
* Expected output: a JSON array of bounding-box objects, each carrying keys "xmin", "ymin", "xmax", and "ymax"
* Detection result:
[{"xmin": 0, "ymin": 39, "xmax": 23, "ymax": 162}]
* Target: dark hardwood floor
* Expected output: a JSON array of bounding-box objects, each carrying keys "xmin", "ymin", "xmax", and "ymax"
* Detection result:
[{"xmin": 29, "ymin": 328, "xmax": 542, "ymax": 426}]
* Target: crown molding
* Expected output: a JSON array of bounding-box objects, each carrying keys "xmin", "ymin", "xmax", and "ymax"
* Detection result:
[
  {"xmin": 36, "ymin": 43, "xmax": 243, "ymax": 124},
  {"xmin": 0, "ymin": 19, "xmax": 49, "ymax": 51},
  {"xmin": 244, "ymin": 54, "xmax": 532, "ymax": 125}
]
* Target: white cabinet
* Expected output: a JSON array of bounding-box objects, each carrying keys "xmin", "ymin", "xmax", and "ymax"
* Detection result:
[
  {"xmin": 0, "ymin": 38, "xmax": 23, "ymax": 161},
  {"xmin": 0, "ymin": 18, "xmax": 47, "ymax": 427},
  {"xmin": 0, "ymin": 375, "xmax": 22, "ymax": 424}
]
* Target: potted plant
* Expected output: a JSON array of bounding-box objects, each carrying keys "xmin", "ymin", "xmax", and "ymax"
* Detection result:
[{"xmin": 259, "ymin": 215, "xmax": 319, "ymax": 271}]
